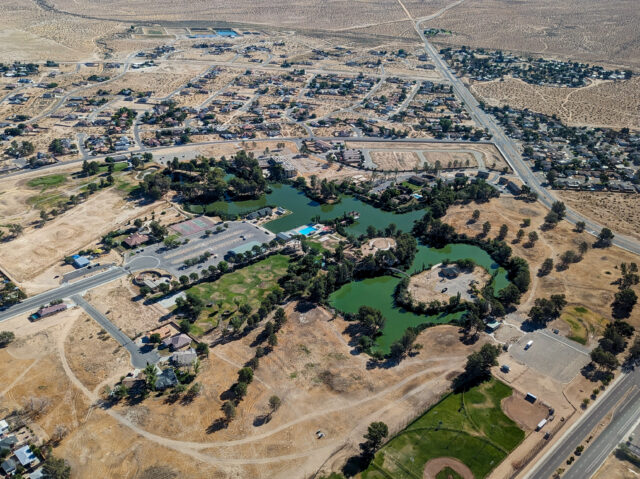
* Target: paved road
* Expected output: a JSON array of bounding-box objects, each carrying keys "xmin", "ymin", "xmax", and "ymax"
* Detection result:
[
  {"xmin": 0, "ymin": 267, "xmax": 127, "ymax": 322},
  {"xmin": 412, "ymin": 21, "xmax": 640, "ymax": 257},
  {"xmin": 526, "ymin": 369, "xmax": 640, "ymax": 479},
  {"xmin": 72, "ymin": 295, "xmax": 160, "ymax": 368}
]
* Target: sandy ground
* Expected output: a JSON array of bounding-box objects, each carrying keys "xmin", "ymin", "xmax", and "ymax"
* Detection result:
[
  {"xmin": 360, "ymin": 237, "xmax": 397, "ymax": 256},
  {"xmin": 0, "ymin": 189, "xmax": 159, "ymax": 282},
  {"xmin": 347, "ymin": 141, "xmax": 509, "ymax": 172},
  {"xmin": 471, "ymin": 77, "xmax": 640, "ymax": 129},
  {"xmin": 409, "ymin": 265, "xmax": 489, "ymax": 303},
  {"xmin": 558, "ymin": 191, "xmax": 640, "ymax": 243},
  {"xmin": 594, "ymin": 451, "xmax": 640, "ymax": 479},
  {"xmin": 502, "ymin": 392, "xmax": 549, "ymax": 431},
  {"xmin": 84, "ymin": 277, "xmax": 168, "ymax": 339},
  {"xmin": 427, "ymin": 0, "xmax": 640, "ymax": 71},
  {"xmin": 423, "ymin": 457, "xmax": 474, "ymax": 479}
]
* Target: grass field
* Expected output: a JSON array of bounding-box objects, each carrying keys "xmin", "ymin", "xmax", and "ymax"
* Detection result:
[
  {"xmin": 185, "ymin": 255, "xmax": 290, "ymax": 333},
  {"xmin": 363, "ymin": 379, "xmax": 524, "ymax": 479},
  {"xmin": 26, "ymin": 174, "xmax": 67, "ymax": 190},
  {"xmin": 561, "ymin": 305, "xmax": 607, "ymax": 345}
]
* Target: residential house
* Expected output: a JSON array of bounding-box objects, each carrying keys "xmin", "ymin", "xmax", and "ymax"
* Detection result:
[
  {"xmin": 162, "ymin": 334, "xmax": 192, "ymax": 351},
  {"xmin": 35, "ymin": 303, "xmax": 67, "ymax": 320},
  {"xmin": 170, "ymin": 348, "xmax": 198, "ymax": 367},
  {"xmin": 14, "ymin": 445, "xmax": 38, "ymax": 469},
  {"xmin": 123, "ymin": 233, "xmax": 149, "ymax": 248},
  {"xmin": 155, "ymin": 369, "xmax": 179, "ymax": 390}
]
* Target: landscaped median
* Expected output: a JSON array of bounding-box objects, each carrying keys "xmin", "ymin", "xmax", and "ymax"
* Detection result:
[{"xmin": 362, "ymin": 378, "xmax": 525, "ymax": 479}]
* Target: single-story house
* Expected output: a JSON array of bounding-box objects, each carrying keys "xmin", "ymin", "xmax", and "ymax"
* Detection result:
[
  {"xmin": 155, "ymin": 368, "xmax": 179, "ymax": 390},
  {"xmin": 170, "ymin": 348, "xmax": 197, "ymax": 367},
  {"xmin": 35, "ymin": 303, "xmax": 67, "ymax": 319},
  {"xmin": 1, "ymin": 458, "xmax": 16, "ymax": 476},
  {"xmin": 440, "ymin": 265, "xmax": 459, "ymax": 279},
  {"xmin": 28, "ymin": 468, "xmax": 44, "ymax": 479},
  {"xmin": 0, "ymin": 419, "xmax": 8, "ymax": 436},
  {"xmin": 246, "ymin": 207, "xmax": 273, "ymax": 221},
  {"xmin": 72, "ymin": 255, "xmax": 90, "ymax": 269},
  {"xmin": 408, "ymin": 175, "xmax": 427, "ymax": 186},
  {"xmin": 0, "ymin": 435, "xmax": 18, "ymax": 451},
  {"xmin": 162, "ymin": 334, "xmax": 192, "ymax": 351},
  {"xmin": 485, "ymin": 321, "xmax": 501, "ymax": 333},
  {"xmin": 123, "ymin": 233, "xmax": 149, "ymax": 248},
  {"xmin": 15, "ymin": 445, "xmax": 37, "ymax": 468}
]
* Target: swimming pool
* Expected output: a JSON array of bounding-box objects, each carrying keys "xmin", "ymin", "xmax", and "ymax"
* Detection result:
[{"xmin": 298, "ymin": 226, "xmax": 317, "ymax": 236}]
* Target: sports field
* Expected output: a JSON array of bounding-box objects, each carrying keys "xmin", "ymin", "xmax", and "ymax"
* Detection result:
[{"xmin": 362, "ymin": 379, "xmax": 524, "ymax": 479}]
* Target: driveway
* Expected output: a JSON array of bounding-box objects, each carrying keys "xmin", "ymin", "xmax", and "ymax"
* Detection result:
[{"xmin": 72, "ymin": 294, "xmax": 160, "ymax": 368}]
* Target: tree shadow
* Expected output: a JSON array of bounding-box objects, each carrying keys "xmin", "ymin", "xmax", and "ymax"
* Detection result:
[
  {"xmin": 253, "ymin": 414, "xmax": 271, "ymax": 427},
  {"xmin": 206, "ymin": 418, "xmax": 227, "ymax": 434},
  {"xmin": 520, "ymin": 320, "xmax": 545, "ymax": 332}
]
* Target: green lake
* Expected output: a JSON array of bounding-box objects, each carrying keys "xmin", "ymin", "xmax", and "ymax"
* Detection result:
[
  {"xmin": 329, "ymin": 243, "xmax": 510, "ymax": 354},
  {"xmin": 188, "ymin": 182, "xmax": 512, "ymax": 354},
  {"xmin": 188, "ymin": 184, "xmax": 425, "ymax": 235}
]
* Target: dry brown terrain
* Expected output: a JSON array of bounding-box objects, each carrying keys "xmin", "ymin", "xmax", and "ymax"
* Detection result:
[
  {"xmin": 559, "ymin": 191, "xmax": 640, "ymax": 242},
  {"xmin": 444, "ymin": 196, "xmax": 640, "ymax": 327},
  {"xmin": 0, "ymin": 189, "xmax": 159, "ymax": 282},
  {"xmin": 471, "ymin": 77, "xmax": 640, "ymax": 130},
  {"xmin": 594, "ymin": 451, "xmax": 640, "ymax": 479},
  {"xmin": 84, "ymin": 277, "xmax": 167, "ymax": 339},
  {"xmin": 425, "ymin": 0, "xmax": 640, "ymax": 70},
  {"xmin": 0, "ymin": 294, "xmax": 494, "ymax": 479},
  {"xmin": 423, "ymin": 457, "xmax": 473, "ymax": 479}
]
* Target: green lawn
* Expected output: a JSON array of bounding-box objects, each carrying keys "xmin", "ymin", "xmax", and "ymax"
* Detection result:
[
  {"xmin": 185, "ymin": 255, "xmax": 290, "ymax": 332},
  {"xmin": 362, "ymin": 379, "xmax": 524, "ymax": 479},
  {"xmin": 99, "ymin": 162, "xmax": 129, "ymax": 174},
  {"xmin": 560, "ymin": 305, "xmax": 606, "ymax": 345},
  {"xmin": 27, "ymin": 174, "xmax": 67, "ymax": 190}
]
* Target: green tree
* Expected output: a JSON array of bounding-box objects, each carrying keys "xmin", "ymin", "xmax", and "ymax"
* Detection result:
[
  {"xmin": 596, "ymin": 228, "xmax": 615, "ymax": 248},
  {"xmin": 0, "ymin": 331, "xmax": 15, "ymax": 348},
  {"xmin": 238, "ymin": 367, "xmax": 254, "ymax": 384},
  {"xmin": 361, "ymin": 421, "xmax": 389, "ymax": 456},
  {"xmin": 222, "ymin": 400, "xmax": 236, "ymax": 423},
  {"xmin": 613, "ymin": 289, "xmax": 638, "ymax": 319},
  {"xmin": 42, "ymin": 456, "xmax": 71, "ymax": 479}
]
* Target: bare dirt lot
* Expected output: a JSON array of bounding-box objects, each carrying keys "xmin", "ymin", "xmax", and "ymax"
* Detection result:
[
  {"xmin": 84, "ymin": 277, "xmax": 167, "ymax": 339},
  {"xmin": 409, "ymin": 265, "xmax": 489, "ymax": 303},
  {"xmin": 502, "ymin": 392, "xmax": 549, "ymax": 431},
  {"xmin": 594, "ymin": 451, "xmax": 640, "ymax": 479},
  {"xmin": 558, "ymin": 191, "xmax": 640, "ymax": 242},
  {"xmin": 471, "ymin": 77, "xmax": 640, "ymax": 130},
  {"xmin": 348, "ymin": 141, "xmax": 509, "ymax": 171},
  {"xmin": 0, "ymin": 189, "xmax": 158, "ymax": 282}
]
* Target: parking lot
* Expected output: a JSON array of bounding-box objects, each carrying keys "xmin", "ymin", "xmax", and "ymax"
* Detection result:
[
  {"xmin": 509, "ymin": 329, "xmax": 592, "ymax": 383},
  {"xmin": 125, "ymin": 220, "xmax": 275, "ymax": 277}
]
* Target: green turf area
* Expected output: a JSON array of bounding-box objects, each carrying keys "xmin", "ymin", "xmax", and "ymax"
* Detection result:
[
  {"xmin": 363, "ymin": 378, "xmax": 524, "ymax": 479},
  {"xmin": 185, "ymin": 255, "xmax": 290, "ymax": 332},
  {"xmin": 26, "ymin": 191, "xmax": 68, "ymax": 209},
  {"xmin": 27, "ymin": 174, "xmax": 67, "ymax": 190},
  {"xmin": 99, "ymin": 162, "xmax": 129, "ymax": 173},
  {"xmin": 561, "ymin": 305, "xmax": 606, "ymax": 345},
  {"xmin": 436, "ymin": 467, "xmax": 463, "ymax": 479}
]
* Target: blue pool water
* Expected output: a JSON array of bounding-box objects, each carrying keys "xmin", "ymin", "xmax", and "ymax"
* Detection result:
[
  {"xmin": 216, "ymin": 29, "xmax": 238, "ymax": 37},
  {"xmin": 298, "ymin": 226, "xmax": 317, "ymax": 236}
]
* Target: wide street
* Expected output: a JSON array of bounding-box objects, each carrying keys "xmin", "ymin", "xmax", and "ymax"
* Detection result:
[
  {"xmin": 0, "ymin": 267, "xmax": 127, "ymax": 322},
  {"xmin": 526, "ymin": 368, "xmax": 640, "ymax": 478}
]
